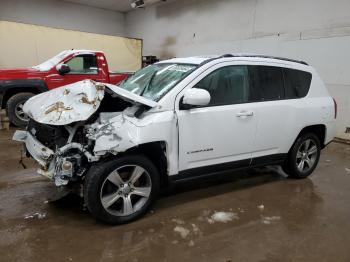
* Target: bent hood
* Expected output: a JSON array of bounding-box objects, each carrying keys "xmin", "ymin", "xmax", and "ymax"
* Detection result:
[
  {"xmin": 104, "ymin": 83, "xmax": 157, "ymax": 108},
  {"xmin": 23, "ymin": 80, "xmax": 158, "ymax": 126}
]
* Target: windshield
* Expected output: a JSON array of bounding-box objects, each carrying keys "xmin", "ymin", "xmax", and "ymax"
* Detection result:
[
  {"xmin": 32, "ymin": 50, "xmax": 71, "ymax": 71},
  {"xmin": 119, "ymin": 63, "xmax": 197, "ymax": 101}
]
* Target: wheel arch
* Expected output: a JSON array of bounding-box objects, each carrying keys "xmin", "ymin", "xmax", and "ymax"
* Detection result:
[
  {"xmin": 2, "ymin": 87, "xmax": 41, "ymax": 108},
  {"xmin": 121, "ymin": 141, "xmax": 169, "ymax": 189},
  {"xmin": 1, "ymin": 79, "xmax": 48, "ymax": 109},
  {"xmin": 295, "ymin": 124, "xmax": 326, "ymax": 149}
]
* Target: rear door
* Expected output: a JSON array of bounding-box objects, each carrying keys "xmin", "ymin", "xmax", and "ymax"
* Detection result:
[
  {"xmin": 177, "ymin": 63, "xmax": 258, "ymax": 174},
  {"xmin": 248, "ymin": 65, "xmax": 295, "ymax": 163}
]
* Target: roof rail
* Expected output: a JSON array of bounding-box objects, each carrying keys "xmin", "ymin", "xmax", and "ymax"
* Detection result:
[
  {"xmin": 198, "ymin": 54, "xmax": 234, "ymax": 66},
  {"xmin": 199, "ymin": 54, "xmax": 308, "ymax": 66},
  {"xmin": 219, "ymin": 54, "xmax": 234, "ymax": 58},
  {"xmin": 233, "ymin": 54, "xmax": 309, "ymax": 65}
]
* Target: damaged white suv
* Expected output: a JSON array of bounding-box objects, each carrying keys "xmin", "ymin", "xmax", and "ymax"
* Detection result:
[{"xmin": 13, "ymin": 54, "xmax": 336, "ymax": 224}]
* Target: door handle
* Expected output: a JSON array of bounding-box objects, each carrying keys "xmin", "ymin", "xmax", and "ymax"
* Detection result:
[{"xmin": 236, "ymin": 111, "xmax": 254, "ymax": 117}]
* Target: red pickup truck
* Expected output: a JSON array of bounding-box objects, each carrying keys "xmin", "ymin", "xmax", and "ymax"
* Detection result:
[{"xmin": 0, "ymin": 50, "xmax": 132, "ymax": 127}]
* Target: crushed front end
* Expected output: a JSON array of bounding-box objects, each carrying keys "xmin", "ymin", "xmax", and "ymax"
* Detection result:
[
  {"xmin": 12, "ymin": 79, "xmax": 158, "ymax": 188},
  {"xmin": 13, "ymin": 119, "xmax": 96, "ymax": 186}
]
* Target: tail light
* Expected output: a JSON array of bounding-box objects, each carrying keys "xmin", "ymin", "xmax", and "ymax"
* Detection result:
[{"xmin": 332, "ymin": 98, "xmax": 337, "ymax": 119}]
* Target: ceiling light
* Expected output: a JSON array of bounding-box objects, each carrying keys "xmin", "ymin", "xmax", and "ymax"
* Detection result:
[{"xmin": 130, "ymin": 0, "xmax": 145, "ymax": 9}]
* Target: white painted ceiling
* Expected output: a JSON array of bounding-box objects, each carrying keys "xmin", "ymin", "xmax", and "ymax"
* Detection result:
[{"xmin": 63, "ymin": 0, "xmax": 133, "ymax": 12}]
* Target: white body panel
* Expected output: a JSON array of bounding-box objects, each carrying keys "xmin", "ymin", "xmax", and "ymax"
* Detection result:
[
  {"xmin": 22, "ymin": 80, "xmax": 157, "ymax": 126},
  {"xmin": 14, "ymin": 55, "xmax": 337, "ymax": 182},
  {"xmin": 177, "ymin": 104, "xmax": 256, "ymax": 171},
  {"xmin": 23, "ymin": 80, "xmax": 105, "ymax": 125},
  {"xmin": 91, "ymin": 110, "xmax": 179, "ymax": 176},
  {"xmin": 168, "ymin": 58, "xmax": 335, "ymax": 173},
  {"xmin": 174, "ymin": 61, "xmax": 257, "ymax": 171}
]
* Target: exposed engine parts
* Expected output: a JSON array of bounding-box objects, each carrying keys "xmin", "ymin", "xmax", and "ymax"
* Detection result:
[{"xmin": 13, "ymin": 80, "xmax": 163, "ymax": 187}]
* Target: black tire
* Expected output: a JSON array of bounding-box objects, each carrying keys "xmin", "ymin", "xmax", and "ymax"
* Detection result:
[
  {"xmin": 6, "ymin": 92, "xmax": 34, "ymax": 127},
  {"xmin": 283, "ymin": 133, "xmax": 321, "ymax": 178},
  {"xmin": 84, "ymin": 154, "xmax": 160, "ymax": 225}
]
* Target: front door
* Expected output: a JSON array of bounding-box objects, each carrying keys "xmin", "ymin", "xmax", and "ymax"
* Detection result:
[
  {"xmin": 46, "ymin": 54, "xmax": 104, "ymax": 89},
  {"xmin": 177, "ymin": 64, "xmax": 258, "ymax": 174}
]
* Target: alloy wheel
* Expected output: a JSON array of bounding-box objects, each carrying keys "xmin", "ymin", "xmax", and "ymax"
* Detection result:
[
  {"xmin": 14, "ymin": 102, "xmax": 30, "ymax": 122},
  {"xmin": 296, "ymin": 139, "xmax": 318, "ymax": 173},
  {"xmin": 100, "ymin": 165, "xmax": 152, "ymax": 216}
]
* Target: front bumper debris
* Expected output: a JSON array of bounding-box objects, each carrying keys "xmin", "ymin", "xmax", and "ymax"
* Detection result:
[
  {"xmin": 13, "ymin": 130, "xmax": 88, "ymax": 186},
  {"xmin": 13, "ymin": 130, "xmax": 54, "ymax": 166},
  {"xmin": 13, "ymin": 130, "xmax": 56, "ymax": 181}
]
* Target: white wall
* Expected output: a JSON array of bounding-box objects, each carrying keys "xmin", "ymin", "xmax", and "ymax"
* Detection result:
[
  {"xmin": 0, "ymin": 0, "xmax": 125, "ymax": 36},
  {"xmin": 125, "ymin": 0, "xmax": 350, "ymax": 139}
]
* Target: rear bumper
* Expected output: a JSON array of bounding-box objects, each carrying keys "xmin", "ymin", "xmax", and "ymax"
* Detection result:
[{"xmin": 325, "ymin": 120, "xmax": 337, "ymax": 145}]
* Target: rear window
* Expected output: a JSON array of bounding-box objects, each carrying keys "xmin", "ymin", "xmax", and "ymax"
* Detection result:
[
  {"xmin": 65, "ymin": 54, "xmax": 98, "ymax": 74},
  {"xmin": 283, "ymin": 68, "xmax": 312, "ymax": 98},
  {"xmin": 249, "ymin": 66, "xmax": 284, "ymax": 101}
]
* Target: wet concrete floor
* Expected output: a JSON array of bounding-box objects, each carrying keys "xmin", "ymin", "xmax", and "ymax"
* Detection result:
[{"xmin": 1, "ymin": 129, "xmax": 350, "ymax": 262}]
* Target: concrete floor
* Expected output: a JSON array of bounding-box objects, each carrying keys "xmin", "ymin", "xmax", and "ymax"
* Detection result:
[{"xmin": 1, "ymin": 129, "xmax": 350, "ymax": 262}]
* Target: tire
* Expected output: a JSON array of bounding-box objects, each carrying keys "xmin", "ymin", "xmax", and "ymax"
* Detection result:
[
  {"xmin": 282, "ymin": 133, "xmax": 321, "ymax": 179},
  {"xmin": 6, "ymin": 92, "xmax": 34, "ymax": 127},
  {"xmin": 84, "ymin": 154, "xmax": 160, "ymax": 224}
]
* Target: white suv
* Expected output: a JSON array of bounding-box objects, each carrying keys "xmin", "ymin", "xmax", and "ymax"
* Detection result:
[{"xmin": 13, "ymin": 54, "xmax": 337, "ymax": 224}]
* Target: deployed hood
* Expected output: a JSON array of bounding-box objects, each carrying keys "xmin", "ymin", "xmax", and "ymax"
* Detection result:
[
  {"xmin": 104, "ymin": 83, "xmax": 157, "ymax": 108},
  {"xmin": 23, "ymin": 80, "xmax": 158, "ymax": 126}
]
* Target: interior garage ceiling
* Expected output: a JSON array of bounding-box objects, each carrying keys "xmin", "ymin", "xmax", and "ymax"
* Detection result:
[{"xmin": 63, "ymin": 0, "xmax": 133, "ymax": 12}]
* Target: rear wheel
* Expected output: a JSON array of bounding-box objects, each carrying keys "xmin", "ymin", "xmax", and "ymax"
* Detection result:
[
  {"xmin": 283, "ymin": 133, "xmax": 321, "ymax": 178},
  {"xmin": 6, "ymin": 92, "xmax": 34, "ymax": 127},
  {"xmin": 84, "ymin": 155, "xmax": 160, "ymax": 224}
]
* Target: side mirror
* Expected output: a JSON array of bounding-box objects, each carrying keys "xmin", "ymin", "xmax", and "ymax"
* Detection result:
[
  {"xmin": 56, "ymin": 63, "xmax": 71, "ymax": 75},
  {"xmin": 180, "ymin": 88, "xmax": 211, "ymax": 109}
]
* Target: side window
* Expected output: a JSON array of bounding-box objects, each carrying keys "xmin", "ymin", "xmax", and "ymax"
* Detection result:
[
  {"xmin": 283, "ymin": 68, "xmax": 312, "ymax": 98},
  {"xmin": 65, "ymin": 54, "xmax": 98, "ymax": 74},
  {"xmin": 249, "ymin": 66, "xmax": 284, "ymax": 101},
  {"xmin": 195, "ymin": 65, "xmax": 250, "ymax": 106}
]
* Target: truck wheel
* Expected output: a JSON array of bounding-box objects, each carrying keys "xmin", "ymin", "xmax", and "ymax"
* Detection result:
[
  {"xmin": 6, "ymin": 92, "xmax": 34, "ymax": 127},
  {"xmin": 84, "ymin": 154, "xmax": 160, "ymax": 224},
  {"xmin": 282, "ymin": 133, "xmax": 321, "ymax": 178}
]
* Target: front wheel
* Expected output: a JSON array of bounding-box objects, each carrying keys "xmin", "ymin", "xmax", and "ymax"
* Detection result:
[
  {"xmin": 283, "ymin": 133, "xmax": 321, "ymax": 178},
  {"xmin": 6, "ymin": 92, "xmax": 34, "ymax": 127},
  {"xmin": 84, "ymin": 155, "xmax": 160, "ymax": 224}
]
